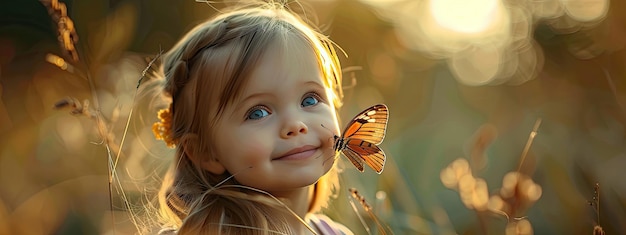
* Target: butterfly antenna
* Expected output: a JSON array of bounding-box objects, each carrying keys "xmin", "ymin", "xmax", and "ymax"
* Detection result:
[
  {"xmin": 317, "ymin": 124, "xmax": 341, "ymax": 169},
  {"xmin": 320, "ymin": 123, "xmax": 339, "ymax": 144},
  {"xmin": 320, "ymin": 124, "xmax": 334, "ymax": 134}
]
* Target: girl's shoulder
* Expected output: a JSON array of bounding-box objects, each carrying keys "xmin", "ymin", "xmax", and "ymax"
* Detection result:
[{"xmin": 306, "ymin": 213, "xmax": 354, "ymax": 235}]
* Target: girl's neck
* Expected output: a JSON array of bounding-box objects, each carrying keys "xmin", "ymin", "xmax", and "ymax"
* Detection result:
[{"xmin": 272, "ymin": 186, "xmax": 316, "ymax": 234}]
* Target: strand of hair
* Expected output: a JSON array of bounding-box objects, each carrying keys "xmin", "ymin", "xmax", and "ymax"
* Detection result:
[{"xmin": 216, "ymin": 185, "xmax": 319, "ymax": 235}]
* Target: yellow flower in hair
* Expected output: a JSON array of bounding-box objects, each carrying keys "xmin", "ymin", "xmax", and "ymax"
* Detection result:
[{"xmin": 152, "ymin": 107, "xmax": 177, "ymax": 148}]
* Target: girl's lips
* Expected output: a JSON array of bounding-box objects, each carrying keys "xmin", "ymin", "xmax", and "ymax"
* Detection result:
[{"xmin": 275, "ymin": 145, "xmax": 318, "ymax": 160}]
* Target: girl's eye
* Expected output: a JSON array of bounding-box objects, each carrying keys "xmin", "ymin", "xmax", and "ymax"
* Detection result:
[
  {"xmin": 301, "ymin": 93, "xmax": 320, "ymax": 107},
  {"xmin": 246, "ymin": 107, "xmax": 270, "ymax": 120}
]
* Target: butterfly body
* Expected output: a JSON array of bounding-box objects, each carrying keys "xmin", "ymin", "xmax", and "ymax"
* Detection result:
[{"xmin": 334, "ymin": 104, "xmax": 388, "ymax": 174}]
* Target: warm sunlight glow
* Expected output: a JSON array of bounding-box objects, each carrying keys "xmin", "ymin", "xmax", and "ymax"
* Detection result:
[
  {"xmin": 358, "ymin": 0, "xmax": 405, "ymax": 8},
  {"xmin": 562, "ymin": 0, "xmax": 609, "ymax": 22},
  {"xmin": 449, "ymin": 44, "xmax": 502, "ymax": 86},
  {"xmin": 430, "ymin": 0, "xmax": 500, "ymax": 33},
  {"xmin": 7, "ymin": 1, "xmax": 625, "ymax": 235},
  {"xmin": 532, "ymin": 0, "xmax": 565, "ymax": 19}
]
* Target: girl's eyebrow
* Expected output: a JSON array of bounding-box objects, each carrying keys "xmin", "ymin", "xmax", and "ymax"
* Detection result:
[
  {"xmin": 234, "ymin": 79, "xmax": 323, "ymax": 111},
  {"xmin": 238, "ymin": 92, "xmax": 273, "ymax": 107},
  {"xmin": 232, "ymin": 91, "xmax": 275, "ymax": 114},
  {"xmin": 303, "ymin": 80, "xmax": 325, "ymax": 89}
]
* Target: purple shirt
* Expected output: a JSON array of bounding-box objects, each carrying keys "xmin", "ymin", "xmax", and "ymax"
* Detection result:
[
  {"xmin": 306, "ymin": 214, "xmax": 354, "ymax": 235},
  {"xmin": 158, "ymin": 213, "xmax": 354, "ymax": 235}
]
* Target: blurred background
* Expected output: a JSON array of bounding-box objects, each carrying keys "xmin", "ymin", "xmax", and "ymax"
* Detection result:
[{"xmin": 1, "ymin": 0, "xmax": 625, "ymax": 234}]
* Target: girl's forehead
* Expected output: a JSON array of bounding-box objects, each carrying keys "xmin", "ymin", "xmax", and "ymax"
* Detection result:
[
  {"xmin": 200, "ymin": 26, "xmax": 335, "ymax": 117},
  {"xmin": 245, "ymin": 38, "xmax": 323, "ymax": 87}
]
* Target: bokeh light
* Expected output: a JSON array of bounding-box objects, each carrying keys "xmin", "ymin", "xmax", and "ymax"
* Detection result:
[
  {"xmin": 2, "ymin": 0, "xmax": 625, "ymax": 234},
  {"xmin": 359, "ymin": 0, "xmax": 610, "ymax": 86},
  {"xmin": 562, "ymin": 0, "xmax": 609, "ymax": 22},
  {"xmin": 449, "ymin": 44, "xmax": 502, "ymax": 86},
  {"xmin": 505, "ymin": 219, "xmax": 534, "ymax": 235},
  {"xmin": 430, "ymin": 0, "xmax": 501, "ymax": 34}
]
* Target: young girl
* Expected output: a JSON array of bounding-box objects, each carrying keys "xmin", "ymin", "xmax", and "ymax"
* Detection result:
[{"xmin": 150, "ymin": 2, "xmax": 353, "ymax": 234}]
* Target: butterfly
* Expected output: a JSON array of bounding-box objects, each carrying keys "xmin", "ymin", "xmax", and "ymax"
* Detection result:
[{"xmin": 334, "ymin": 104, "xmax": 388, "ymax": 174}]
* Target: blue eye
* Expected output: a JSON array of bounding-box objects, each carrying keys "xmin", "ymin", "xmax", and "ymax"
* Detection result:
[
  {"xmin": 302, "ymin": 95, "xmax": 319, "ymax": 107},
  {"xmin": 246, "ymin": 107, "xmax": 270, "ymax": 120}
]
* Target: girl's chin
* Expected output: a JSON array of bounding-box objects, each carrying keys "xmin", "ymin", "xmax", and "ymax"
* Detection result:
[
  {"xmin": 236, "ymin": 163, "xmax": 333, "ymax": 191},
  {"xmin": 285, "ymin": 174, "xmax": 326, "ymax": 188},
  {"xmin": 236, "ymin": 179, "xmax": 318, "ymax": 192}
]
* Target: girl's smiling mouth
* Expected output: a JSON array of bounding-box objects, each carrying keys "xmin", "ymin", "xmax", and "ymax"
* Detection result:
[{"xmin": 275, "ymin": 145, "xmax": 319, "ymax": 160}]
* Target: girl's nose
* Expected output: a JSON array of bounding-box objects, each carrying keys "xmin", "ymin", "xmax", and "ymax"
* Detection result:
[{"xmin": 281, "ymin": 117, "xmax": 308, "ymax": 138}]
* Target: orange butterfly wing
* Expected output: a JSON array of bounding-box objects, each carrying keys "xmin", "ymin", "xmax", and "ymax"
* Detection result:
[{"xmin": 337, "ymin": 104, "xmax": 388, "ymax": 174}]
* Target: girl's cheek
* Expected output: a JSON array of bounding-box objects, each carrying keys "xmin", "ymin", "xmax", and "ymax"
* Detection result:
[
  {"xmin": 329, "ymin": 117, "xmax": 341, "ymax": 137},
  {"xmin": 322, "ymin": 106, "xmax": 341, "ymax": 135},
  {"xmin": 244, "ymin": 140, "xmax": 272, "ymax": 164}
]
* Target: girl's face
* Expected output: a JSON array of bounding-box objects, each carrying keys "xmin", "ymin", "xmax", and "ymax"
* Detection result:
[{"xmin": 209, "ymin": 37, "xmax": 340, "ymax": 194}]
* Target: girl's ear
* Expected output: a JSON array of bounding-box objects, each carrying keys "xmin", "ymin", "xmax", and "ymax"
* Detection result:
[{"xmin": 180, "ymin": 133, "xmax": 226, "ymax": 175}]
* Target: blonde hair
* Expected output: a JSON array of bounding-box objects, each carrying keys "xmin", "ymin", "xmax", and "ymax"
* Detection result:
[{"xmin": 154, "ymin": 3, "xmax": 344, "ymax": 234}]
